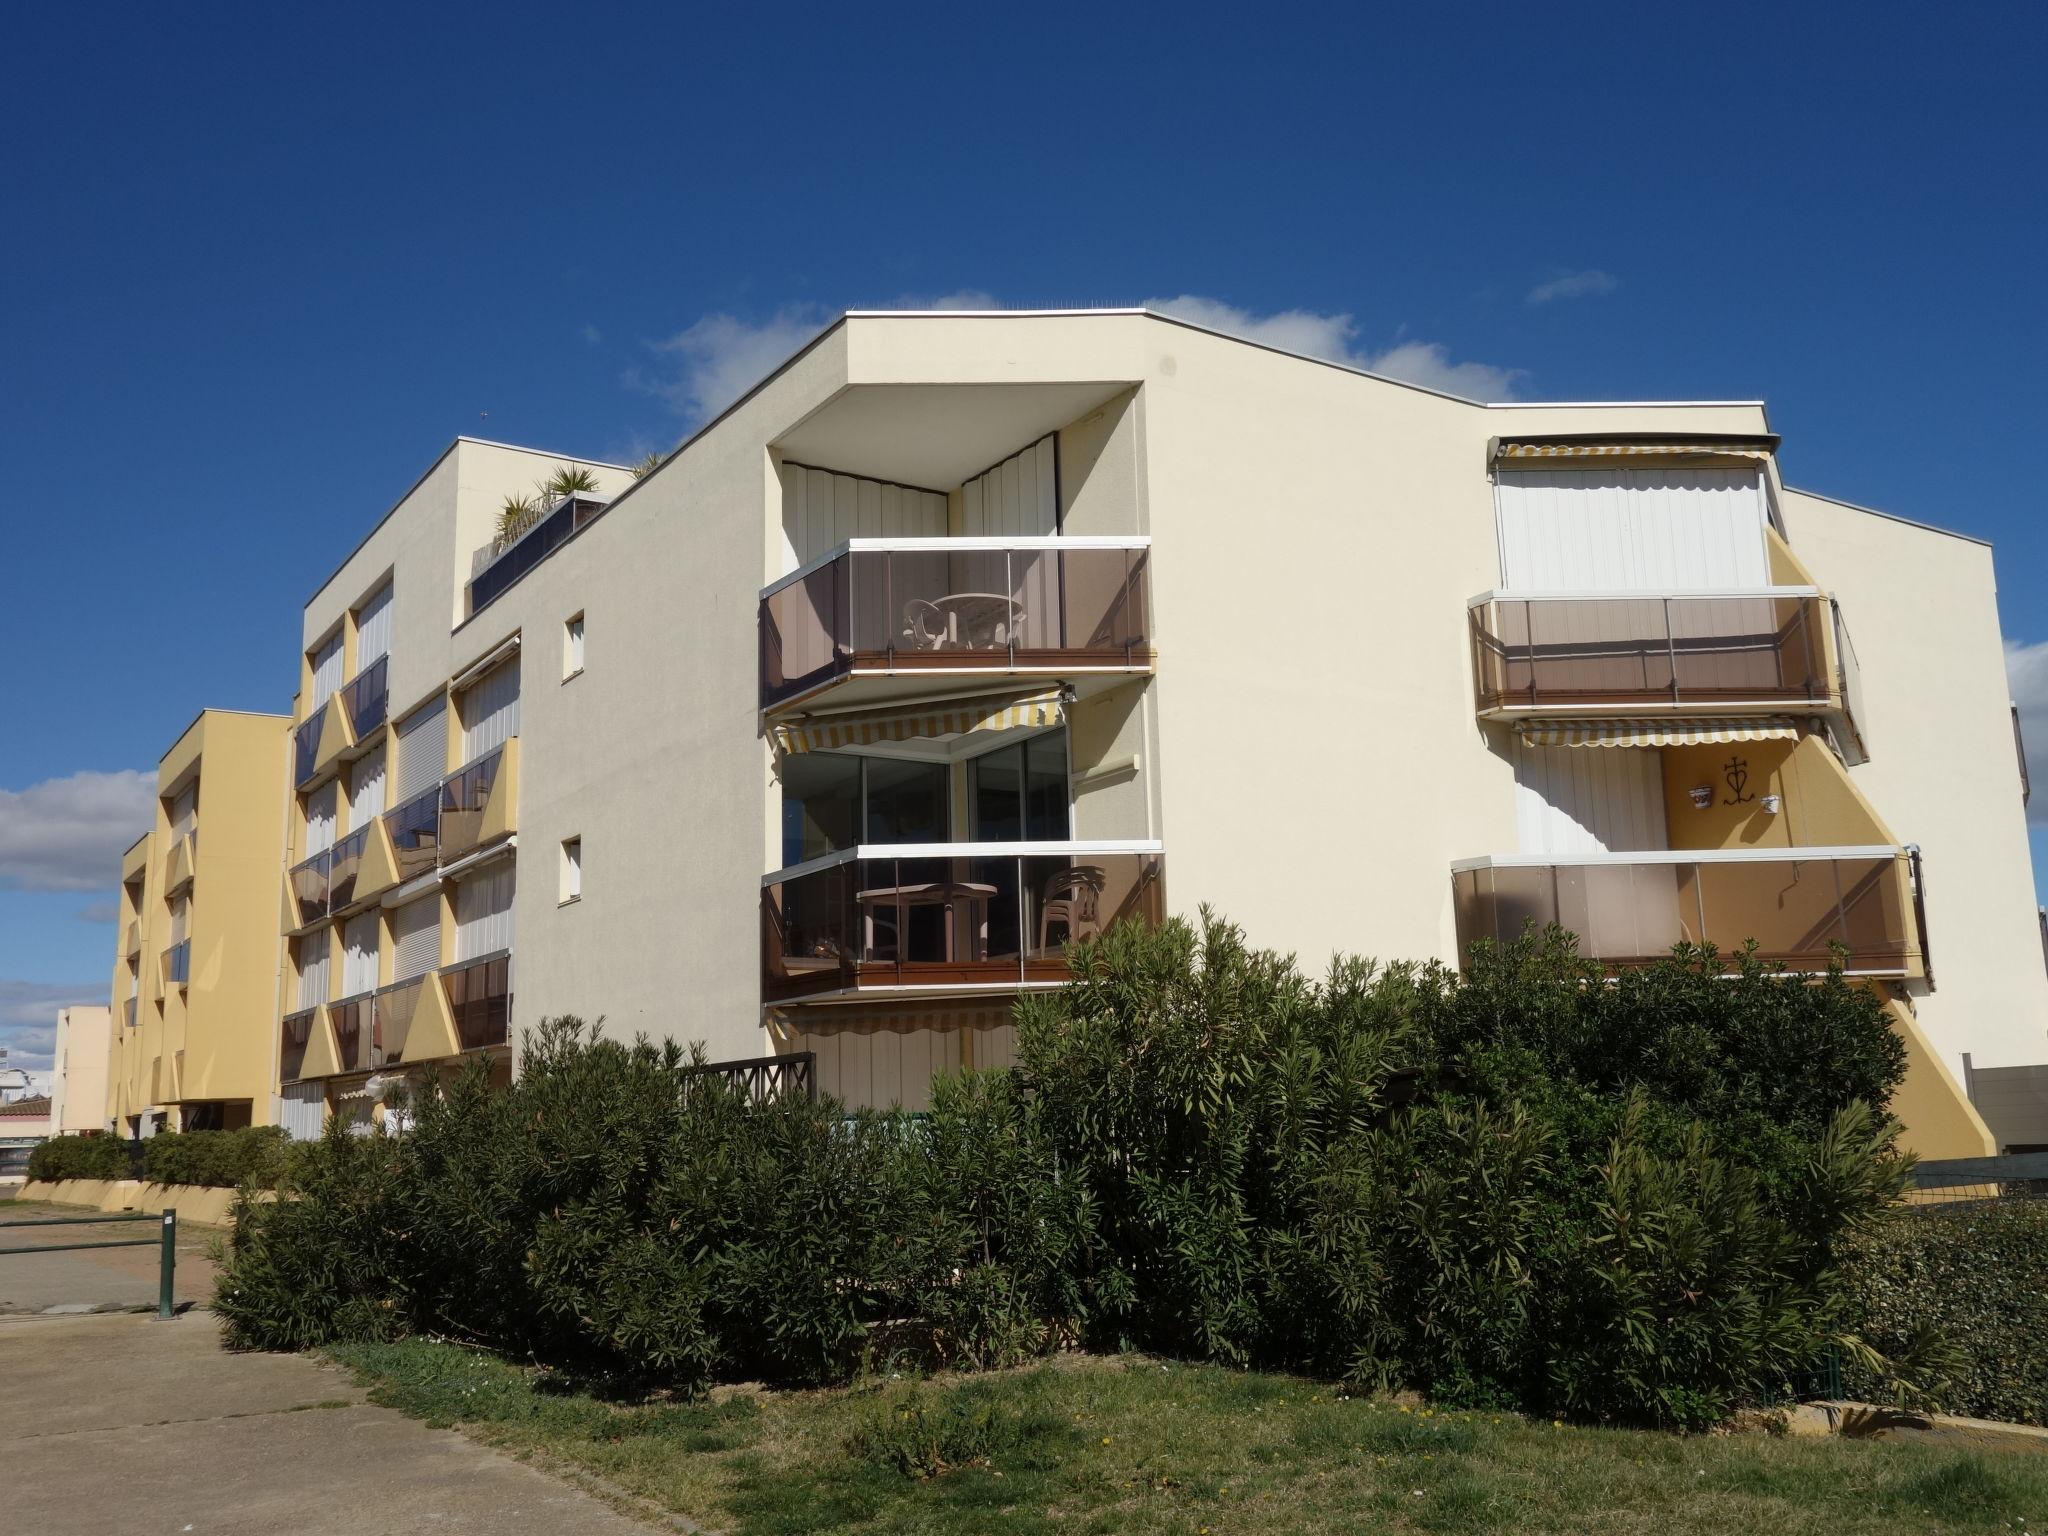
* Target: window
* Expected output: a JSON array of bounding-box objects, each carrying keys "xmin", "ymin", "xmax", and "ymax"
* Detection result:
[
  {"xmin": 560, "ymin": 837, "xmax": 582, "ymax": 902},
  {"xmin": 354, "ymin": 581, "xmax": 393, "ymax": 669},
  {"xmin": 968, "ymin": 730, "xmax": 1070, "ymax": 841},
  {"xmin": 563, "ymin": 613, "xmax": 585, "ymax": 680},
  {"xmin": 308, "ymin": 629, "xmax": 344, "ymax": 709}
]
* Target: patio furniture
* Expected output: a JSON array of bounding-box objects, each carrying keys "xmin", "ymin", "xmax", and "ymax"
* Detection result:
[
  {"xmin": 856, "ymin": 878, "xmax": 998, "ymax": 963},
  {"xmin": 1037, "ymin": 865, "xmax": 1107, "ymax": 952},
  {"xmin": 901, "ymin": 593, "xmax": 1026, "ymax": 651}
]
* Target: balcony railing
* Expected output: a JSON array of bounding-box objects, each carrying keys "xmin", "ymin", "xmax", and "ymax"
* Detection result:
[
  {"xmin": 293, "ymin": 711, "xmax": 324, "ymax": 786},
  {"xmin": 468, "ymin": 493, "xmax": 606, "ymax": 613},
  {"xmin": 384, "ymin": 788, "xmax": 441, "ymax": 883},
  {"xmin": 341, "ymin": 654, "xmax": 389, "ymax": 739},
  {"xmin": 1449, "ymin": 846, "xmax": 1920, "ymax": 976},
  {"xmin": 329, "ymin": 826, "xmax": 368, "ymax": 911},
  {"xmin": 289, "ymin": 847, "xmax": 333, "ymax": 927},
  {"xmin": 280, "ymin": 1006, "xmax": 318, "ymax": 1083},
  {"xmin": 438, "ymin": 746, "xmax": 507, "ymax": 864},
  {"xmin": 760, "ymin": 538, "xmax": 1154, "ymax": 709},
  {"xmin": 330, "ymin": 993, "xmax": 374, "ymax": 1074},
  {"xmin": 125, "ymin": 919, "xmax": 141, "ymax": 957},
  {"xmin": 372, "ymin": 976, "xmax": 427, "ymax": 1066},
  {"xmin": 162, "ymin": 940, "xmax": 191, "ymax": 988},
  {"xmin": 763, "ymin": 841, "xmax": 1166, "ymax": 1001},
  {"xmin": 124, "ymin": 997, "xmax": 137, "ymax": 1029},
  {"xmin": 164, "ymin": 830, "xmax": 198, "ymax": 895},
  {"xmin": 1468, "ymin": 588, "xmax": 1832, "ymax": 716},
  {"xmin": 442, "ymin": 951, "xmax": 511, "ymax": 1050}
]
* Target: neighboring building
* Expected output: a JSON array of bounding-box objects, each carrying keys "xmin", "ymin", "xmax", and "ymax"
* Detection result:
[
  {"xmin": 49, "ymin": 1005, "xmax": 112, "ymax": 1134},
  {"xmin": 0, "ymin": 1095, "xmax": 53, "ymax": 1182},
  {"xmin": 106, "ymin": 709, "xmax": 291, "ymax": 1135},
  {"xmin": 118, "ymin": 310, "xmax": 2048, "ymax": 1158}
]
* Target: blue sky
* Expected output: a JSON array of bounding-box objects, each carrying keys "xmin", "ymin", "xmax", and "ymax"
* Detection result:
[{"xmin": 2, "ymin": 2, "xmax": 2043, "ymax": 1071}]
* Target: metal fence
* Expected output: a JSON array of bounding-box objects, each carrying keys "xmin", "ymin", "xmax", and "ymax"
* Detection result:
[
  {"xmin": 679, "ymin": 1051, "xmax": 817, "ymax": 1105},
  {"xmin": 1907, "ymin": 1152, "xmax": 2048, "ymax": 1208},
  {"xmin": 0, "ymin": 1208, "xmax": 180, "ymax": 1319}
]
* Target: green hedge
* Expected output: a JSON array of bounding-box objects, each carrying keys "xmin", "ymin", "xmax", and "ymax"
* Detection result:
[
  {"xmin": 26, "ymin": 1133, "xmax": 131, "ymax": 1182},
  {"xmin": 217, "ymin": 917, "xmax": 1918, "ymax": 1428},
  {"xmin": 143, "ymin": 1126, "xmax": 290, "ymax": 1189},
  {"xmin": 1841, "ymin": 1202, "xmax": 2048, "ymax": 1426}
]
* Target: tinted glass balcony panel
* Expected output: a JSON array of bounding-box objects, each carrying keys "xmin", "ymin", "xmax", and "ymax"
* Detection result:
[
  {"xmin": 763, "ymin": 845, "xmax": 1165, "ymax": 1000},
  {"xmin": 384, "ymin": 788, "xmax": 441, "ymax": 882},
  {"xmin": 162, "ymin": 940, "xmax": 191, "ymax": 987},
  {"xmin": 293, "ymin": 713, "xmax": 323, "ymax": 786},
  {"xmin": 760, "ymin": 541, "xmax": 1153, "ymax": 707},
  {"xmin": 467, "ymin": 494, "xmax": 604, "ymax": 614},
  {"xmin": 329, "ymin": 827, "xmax": 369, "ymax": 910},
  {"xmin": 373, "ymin": 977, "xmax": 422, "ymax": 1065},
  {"xmin": 280, "ymin": 1007, "xmax": 316, "ymax": 1083},
  {"xmin": 1469, "ymin": 592, "xmax": 1831, "ymax": 714},
  {"xmin": 341, "ymin": 654, "xmax": 389, "ymax": 739},
  {"xmin": 331, "ymin": 994, "xmax": 373, "ymax": 1073},
  {"xmin": 289, "ymin": 848, "xmax": 333, "ymax": 926},
  {"xmin": 442, "ymin": 952, "xmax": 510, "ymax": 1050},
  {"xmin": 1451, "ymin": 850, "xmax": 1916, "ymax": 975},
  {"xmin": 438, "ymin": 748, "xmax": 504, "ymax": 863}
]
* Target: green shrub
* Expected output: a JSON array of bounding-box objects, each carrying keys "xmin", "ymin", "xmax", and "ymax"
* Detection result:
[
  {"xmin": 845, "ymin": 1376, "xmax": 1071, "ymax": 1479},
  {"xmin": 1840, "ymin": 1201, "xmax": 2048, "ymax": 1425},
  {"xmin": 26, "ymin": 1133, "xmax": 130, "ymax": 1182},
  {"xmin": 142, "ymin": 1125, "xmax": 290, "ymax": 1188}
]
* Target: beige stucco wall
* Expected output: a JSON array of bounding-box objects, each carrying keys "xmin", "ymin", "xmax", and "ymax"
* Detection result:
[
  {"xmin": 50, "ymin": 1005, "xmax": 110, "ymax": 1134},
  {"xmin": 1781, "ymin": 488, "xmax": 2048, "ymax": 1074}
]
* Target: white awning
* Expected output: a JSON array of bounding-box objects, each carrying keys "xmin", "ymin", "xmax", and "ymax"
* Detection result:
[
  {"xmin": 770, "ymin": 688, "xmax": 1063, "ymax": 756},
  {"xmin": 1495, "ymin": 439, "xmax": 1776, "ymax": 463},
  {"xmin": 1518, "ymin": 718, "xmax": 1803, "ymax": 748}
]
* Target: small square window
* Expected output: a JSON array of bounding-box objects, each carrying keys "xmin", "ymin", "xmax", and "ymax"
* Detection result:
[
  {"xmin": 563, "ymin": 613, "xmax": 585, "ymax": 680},
  {"xmin": 559, "ymin": 836, "xmax": 582, "ymax": 903}
]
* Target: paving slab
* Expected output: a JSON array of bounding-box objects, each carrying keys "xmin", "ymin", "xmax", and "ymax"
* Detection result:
[{"xmin": 0, "ymin": 1312, "xmax": 662, "ymax": 1534}]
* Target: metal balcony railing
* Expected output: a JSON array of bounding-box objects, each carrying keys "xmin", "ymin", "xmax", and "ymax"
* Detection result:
[
  {"xmin": 341, "ymin": 654, "xmax": 389, "ymax": 739},
  {"xmin": 289, "ymin": 847, "xmax": 333, "ymax": 927}
]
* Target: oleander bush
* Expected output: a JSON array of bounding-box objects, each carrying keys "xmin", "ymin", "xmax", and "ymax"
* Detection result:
[
  {"xmin": 142, "ymin": 1125, "xmax": 291, "ymax": 1188},
  {"xmin": 1839, "ymin": 1200, "xmax": 2048, "ymax": 1426},
  {"xmin": 218, "ymin": 912, "xmax": 1930, "ymax": 1428},
  {"xmin": 26, "ymin": 1132, "xmax": 131, "ymax": 1182}
]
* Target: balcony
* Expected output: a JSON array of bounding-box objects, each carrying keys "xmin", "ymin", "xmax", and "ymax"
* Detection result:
[
  {"xmin": 293, "ymin": 710, "xmax": 324, "ymax": 787},
  {"xmin": 1450, "ymin": 846, "xmax": 1922, "ymax": 977},
  {"xmin": 383, "ymin": 788, "xmax": 441, "ymax": 884},
  {"xmin": 330, "ymin": 993, "xmax": 375, "ymax": 1074},
  {"xmin": 1469, "ymin": 589, "xmax": 1835, "ymax": 719},
  {"xmin": 341, "ymin": 654, "xmax": 389, "ymax": 740},
  {"xmin": 438, "ymin": 741, "xmax": 517, "ymax": 864},
  {"xmin": 468, "ymin": 493, "xmax": 607, "ymax": 614},
  {"xmin": 124, "ymin": 997, "xmax": 137, "ymax": 1029},
  {"xmin": 161, "ymin": 940, "xmax": 191, "ymax": 990},
  {"xmin": 280, "ymin": 1006, "xmax": 321, "ymax": 1084},
  {"xmin": 760, "ymin": 538, "xmax": 1153, "ymax": 713},
  {"xmin": 329, "ymin": 826, "xmax": 368, "ymax": 910},
  {"xmin": 125, "ymin": 919, "xmax": 141, "ymax": 957},
  {"xmin": 763, "ymin": 842, "xmax": 1166, "ymax": 1003},
  {"xmin": 441, "ymin": 951, "xmax": 511, "ymax": 1050},
  {"xmin": 289, "ymin": 847, "xmax": 333, "ymax": 928},
  {"xmin": 163, "ymin": 831, "xmax": 197, "ymax": 896}
]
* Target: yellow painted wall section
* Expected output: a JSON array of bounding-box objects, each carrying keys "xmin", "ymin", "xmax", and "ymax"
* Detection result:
[
  {"xmin": 1661, "ymin": 736, "xmax": 1893, "ymax": 852},
  {"xmin": 1884, "ymin": 996, "xmax": 1997, "ymax": 1158}
]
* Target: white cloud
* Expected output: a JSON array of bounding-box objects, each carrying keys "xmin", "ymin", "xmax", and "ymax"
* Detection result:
[
  {"xmin": 0, "ymin": 769, "xmax": 154, "ymax": 893},
  {"xmin": 639, "ymin": 307, "xmax": 832, "ymax": 423},
  {"xmin": 2007, "ymin": 638, "xmax": 2048, "ymax": 826},
  {"xmin": 1144, "ymin": 294, "xmax": 1523, "ymax": 401},
  {"xmin": 0, "ymin": 980, "xmax": 102, "ymax": 1073},
  {"xmin": 74, "ymin": 899, "xmax": 119, "ymax": 925},
  {"xmin": 1527, "ymin": 269, "xmax": 1620, "ymax": 305},
  {"xmin": 579, "ymin": 322, "xmax": 603, "ymax": 346}
]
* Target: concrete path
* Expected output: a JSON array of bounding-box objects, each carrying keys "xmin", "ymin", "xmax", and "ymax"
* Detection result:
[{"xmin": 0, "ymin": 1311, "xmax": 662, "ymax": 1534}]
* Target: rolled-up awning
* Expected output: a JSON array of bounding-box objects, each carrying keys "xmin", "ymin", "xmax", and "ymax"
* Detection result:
[
  {"xmin": 1495, "ymin": 439, "xmax": 1776, "ymax": 463},
  {"xmin": 1519, "ymin": 717, "xmax": 1802, "ymax": 748},
  {"xmin": 771, "ymin": 687, "xmax": 1063, "ymax": 756}
]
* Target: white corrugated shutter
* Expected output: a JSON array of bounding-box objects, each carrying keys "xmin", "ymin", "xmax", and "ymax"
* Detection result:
[
  {"xmin": 354, "ymin": 582, "xmax": 393, "ymax": 667},
  {"xmin": 455, "ymin": 863, "xmax": 516, "ymax": 959},
  {"xmin": 779, "ymin": 465, "xmax": 947, "ymax": 564},
  {"xmin": 296, "ymin": 937, "xmax": 330, "ymax": 1010},
  {"xmin": 460, "ymin": 660, "xmax": 520, "ymax": 764},
  {"xmin": 342, "ymin": 911, "xmax": 379, "ymax": 997},
  {"xmin": 309, "ymin": 630, "xmax": 344, "ymax": 708},
  {"xmin": 1495, "ymin": 468, "xmax": 1769, "ymax": 590},
  {"xmin": 960, "ymin": 436, "xmax": 1058, "ymax": 537},
  {"xmin": 170, "ymin": 783, "xmax": 198, "ymax": 841},
  {"xmin": 393, "ymin": 697, "xmax": 446, "ymax": 805},
  {"xmin": 391, "ymin": 894, "xmax": 441, "ymax": 981},
  {"xmin": 1514, "ymin": 742, "xmax": 1670, "ymax": 857},
  {"xmin": 278, "ymin": 1083, "xmax": 325, "ymax": 1142},
  {"xmin": 305, "ymin": 781, "xmax": 338, "ymax": 855},
  {"xmin": 348, "ymin": 747, "xmax": 387, "ymax": 825}
]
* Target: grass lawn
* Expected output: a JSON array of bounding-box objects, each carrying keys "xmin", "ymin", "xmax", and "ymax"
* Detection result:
[{"xmin": 326, "ymin": 1339, "xmax": 2047, "ymax": 1535}]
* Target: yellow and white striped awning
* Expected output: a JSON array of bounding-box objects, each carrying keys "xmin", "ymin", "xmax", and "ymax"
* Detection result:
[
  {"xmin": 771, "ymin": 687, "xmax": 1064, "ymax": 756},
  {"xmin": 1519, "ymin": 718, "xmax": 1803, "ymax": 748},
  {"xmin": 1496, "ymin": 440, "xmax": 1775, "ymax": 462}
]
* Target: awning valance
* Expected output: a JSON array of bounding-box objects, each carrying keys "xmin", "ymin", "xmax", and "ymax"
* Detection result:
[
  {"xmin": 1519, "ymin": 718, "xmax": 1802, "ymax": 748},
  {"xmin": 1495, "ymin": 439, "xmax": 1775, "ymax": 464},
  {"xmin": 771, "ymin": 687, "xmax": 1063, "ymax": 756}
]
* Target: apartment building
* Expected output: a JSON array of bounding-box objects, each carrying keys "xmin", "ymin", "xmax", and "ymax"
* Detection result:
[
  {"xmin": 48, "ymin": 1004, "xmax": 111, "ymax": 1134},
  {"xmin": 260, "ymin": 309, "xmax": 2045, "ymax": 1156},
  {"xmin": 107, "ymin": 708, "xmax": 290, "ymax": 1134}
]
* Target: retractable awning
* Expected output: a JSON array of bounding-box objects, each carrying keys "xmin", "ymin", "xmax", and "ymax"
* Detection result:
[
  {"xmin": 770, "ymin": 687, "xmax": 1064, "ymax": 756},
  {"xmin": 1494, "ymin": 438, "xmax": 1776, "ymax": 464},
  {"xmin": 1518, "ymin": 718, "xmax": 1803, "ymax": 748}
]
